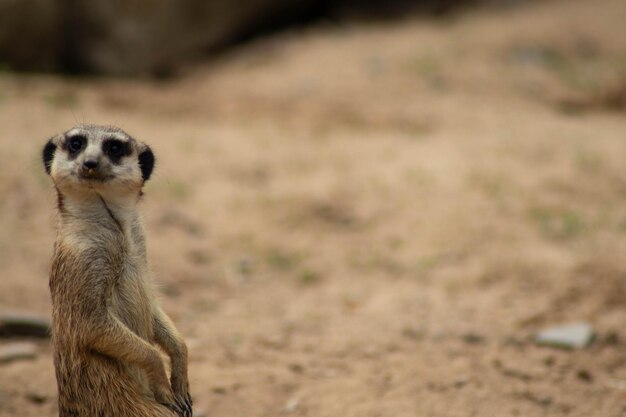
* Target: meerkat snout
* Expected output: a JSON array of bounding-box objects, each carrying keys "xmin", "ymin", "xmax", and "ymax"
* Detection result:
[{"xmin": 82, "ymin": 158, "xmax": 99, "ymax": 170}]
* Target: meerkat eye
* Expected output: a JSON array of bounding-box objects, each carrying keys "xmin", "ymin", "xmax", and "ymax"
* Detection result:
[
  {"xmin": 104, "ymin": 139, "xmax": 129, "ymax": 162},
  {"xmin": 67, "ymin": 135, "xmax": 85, "ymax": 154},
  {"xmin": 109, "ymin": 142, "xmax": 122, "ymax": 157}
]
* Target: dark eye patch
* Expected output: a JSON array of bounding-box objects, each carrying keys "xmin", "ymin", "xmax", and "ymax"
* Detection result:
[
  {"xmin": 103, "ymin": 139, "xmax": 131, "ymax": 163},
  {"xmin": 64, "ymin": 135, "xmax": 86, "ymax": 157}
]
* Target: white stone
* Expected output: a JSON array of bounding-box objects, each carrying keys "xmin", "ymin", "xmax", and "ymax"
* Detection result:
[
  {"xmin": 535, "ymin": 323, "xmax": 595, "ymax": 349},
  {"xmin": 0, "ymin": 342, "xmax": 38, "ymax": 363}
]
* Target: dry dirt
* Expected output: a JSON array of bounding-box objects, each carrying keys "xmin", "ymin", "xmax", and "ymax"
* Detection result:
[{"xmin": 1, "ymin": 0, "xmax": 626, "ymax": 416}]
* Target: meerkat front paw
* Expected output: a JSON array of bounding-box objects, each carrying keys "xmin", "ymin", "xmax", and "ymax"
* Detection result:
[
  {"xmin": 171, "ymin": 378, "xmax": 192, "ymax": 417},
  {"xmin": 151, "ymin": 379, "xmax": 183, "ymax": 416},
  {"xmin": 155, "ymin": 389, "xmax": 186, "ymax": 417}
]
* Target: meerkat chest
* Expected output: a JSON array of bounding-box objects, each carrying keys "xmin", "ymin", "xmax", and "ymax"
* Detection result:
[{"xmin": 108, "ymin": 239, "xmax": 155, "ymax": 339}]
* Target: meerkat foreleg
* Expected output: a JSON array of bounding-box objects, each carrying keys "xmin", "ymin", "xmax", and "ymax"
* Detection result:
[
  {"xmin": 87, "ymin": 314, "xmax": 185, "ymax": 415},
  {"xmin": 153, "ymin": 307, "xmax": 193, "ymax": 416}
]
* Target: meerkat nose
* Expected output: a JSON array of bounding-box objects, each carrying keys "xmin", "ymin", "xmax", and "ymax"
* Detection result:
[{"xmin": 83, "ymin": 159, "xmax": 99, "ymax": 170}]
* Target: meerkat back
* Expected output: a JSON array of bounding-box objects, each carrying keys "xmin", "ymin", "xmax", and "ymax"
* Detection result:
[{"xmin": 43, "ymin": 125, "xmax": 192, "ymax": 417}]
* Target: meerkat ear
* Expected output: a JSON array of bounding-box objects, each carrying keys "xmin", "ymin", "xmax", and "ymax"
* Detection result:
[
  {"xmin": 43, "ymin": 138, "xmax": 57, "ymax": 175},
  {"xmin": 138, "ymin": 145, "xmax": 155, "ymax": 182}
]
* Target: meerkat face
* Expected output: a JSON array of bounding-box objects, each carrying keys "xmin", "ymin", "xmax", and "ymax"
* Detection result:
[{"xmin": 43, "ymin": 125, "xmax": 154, "ymax": 194}]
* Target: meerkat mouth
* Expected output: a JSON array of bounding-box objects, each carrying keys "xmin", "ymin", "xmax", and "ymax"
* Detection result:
[{"xmin": 77, "ymin": 170, "xmax": 113, "ymax": 182}]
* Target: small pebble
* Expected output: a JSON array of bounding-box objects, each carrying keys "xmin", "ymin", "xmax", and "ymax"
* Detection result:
[
  {"xmin": 535, "ymin": 323, "xmax": 595, "ymax": 349},
  {"xmin": 453, "ymin": 375, "xmax": 470, "ymax": 388},
  {"xmin": 462, "ymin": 332, "xmax": 485, "ymax": 345},
  {"xmin": 289, "ymin": 363, "xmax": 304, "ymax": 374},
  {"xmin": 26, "ymin": 391, "xmax": 48, "ymax": 404},
  {"xmin": 211, "ymin": 386, "xmax": 227, "ymax": 394},
  {"xmin": 285, "ymin": 397, "xmax": 299, "ymax": 413},
  {"xmin": 576, "ymin": 369, "xmax": 593, "ymax": 383}
]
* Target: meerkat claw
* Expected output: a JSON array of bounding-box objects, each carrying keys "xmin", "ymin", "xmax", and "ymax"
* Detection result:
[
  {"xmin": 166, "ymin": 401, "xmax": 184, "ymax": 416},
  {"xmin": 175, "ymin": 397, "xmax": 191, "ymax": 417}
]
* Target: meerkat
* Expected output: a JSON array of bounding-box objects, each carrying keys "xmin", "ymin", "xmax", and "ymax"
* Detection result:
[{"xmin": 43, "ymin": 125, "xmax": 192, "ymax": 417}]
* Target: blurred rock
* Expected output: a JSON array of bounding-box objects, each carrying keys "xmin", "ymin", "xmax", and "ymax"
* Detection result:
[
  {"xmin": 576, "ymin": 369, "xmax": 593, "ymax": 383},
  {"xmin": 461, "ymin": 332, "xmax": 485, "ymax": 345},
  {"xmin": 535, "ymin": 322, "xmax": 595, "ymax": 349},
  {"xmin": 559, "ymin": 81, "xmax": 626, "ymax": 114},
  {"xmin": 66, "ymin": 0, "xmax": 326, "ymax": 75},
  {"xmin": 0, "ymin": 0, "xmax": 322, "ymax": 75},
  {"xmin": 0, "ymin": 312, "xmax": 50, "ymax": 338},
  {"xmin": 0, "ymin": 0, "xmax": 62, "ymax": 71},
  {"xmin": 0, "ymin": 0, "xmax": 535, "ymax": 75},
  {"xmin": 26, "ymin": 391, "xmax": 49, "ymax": 404},
  {"xmin": 0, "ymin": 342, "xmax": 38, "ymax": 364}
]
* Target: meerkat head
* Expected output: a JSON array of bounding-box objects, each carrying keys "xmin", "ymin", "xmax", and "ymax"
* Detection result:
[{"xmin": 42, "ymin": 125, "xmax": 154, "ymax": 196}]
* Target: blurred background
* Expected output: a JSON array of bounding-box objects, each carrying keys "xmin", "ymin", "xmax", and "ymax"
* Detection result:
[{"xmin": 1, "ymin": 0, "xmax": 625, "ymax": 416}]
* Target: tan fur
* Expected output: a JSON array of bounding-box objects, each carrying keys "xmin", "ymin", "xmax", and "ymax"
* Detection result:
[{"xmin": 45, "ymin": 125, "xmax": 191, "ymax": 417}]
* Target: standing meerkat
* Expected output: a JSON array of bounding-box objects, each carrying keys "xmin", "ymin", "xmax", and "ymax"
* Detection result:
[{"xmin": 43, "ymin": 125, "xmax": 192, "ymax": 417}]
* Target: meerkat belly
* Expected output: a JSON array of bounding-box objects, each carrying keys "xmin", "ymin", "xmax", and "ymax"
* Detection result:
[{"xmin": 110, "ymin": 260, "xmax": 154, "ymax": 340}]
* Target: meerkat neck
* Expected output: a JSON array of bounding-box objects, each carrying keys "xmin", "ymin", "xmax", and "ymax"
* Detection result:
[{"xmin": 57, "ymin": 189, "xmax": 141, "ymax": 233}]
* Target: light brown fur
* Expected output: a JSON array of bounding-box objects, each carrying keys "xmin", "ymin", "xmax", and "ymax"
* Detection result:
[{"xmin": 44, "ymin": 125, "xmax": 192, "ymax": 417}]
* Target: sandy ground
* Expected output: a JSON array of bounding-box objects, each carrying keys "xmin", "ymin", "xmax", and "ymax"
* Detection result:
[{"xmin": 1, "ymin": 0, "xmax": 626, "ymax": 415}]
